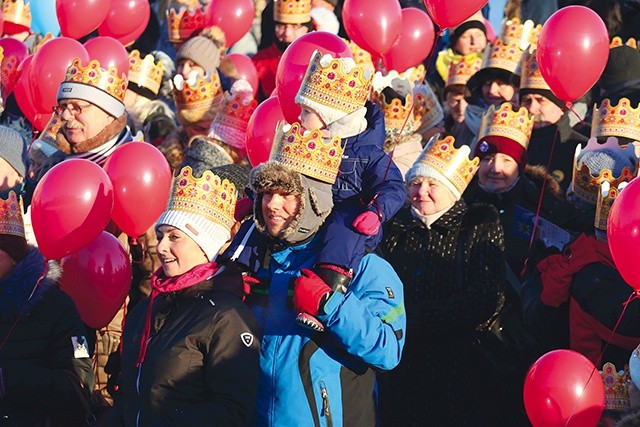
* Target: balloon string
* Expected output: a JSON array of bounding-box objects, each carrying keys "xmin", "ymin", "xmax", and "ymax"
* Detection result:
[
  {"xmin": 564, "ymin": 290, "xmax": 638, "ymax": 426},
  {"xmin": 566, "ymin": 102, "xmax": 586, "ymax": 126},
  {"xmin": 423, "ymin": 31, "xmax": 441, "ymax": 75}
]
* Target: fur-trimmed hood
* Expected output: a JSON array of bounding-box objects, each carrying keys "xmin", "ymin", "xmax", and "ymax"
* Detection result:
[
  {"xmin": 0, "ymin": 247, "xmax": 61, "ymax": 318},
  {"xmin": 524, "ymin": 164, "xmax": 563, "ymax": 199}
]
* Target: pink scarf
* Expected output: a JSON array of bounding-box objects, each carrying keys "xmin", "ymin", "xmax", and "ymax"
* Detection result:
[{"xmin": 136, "ymin": 262, "xmax": 219, "ymax": 367}]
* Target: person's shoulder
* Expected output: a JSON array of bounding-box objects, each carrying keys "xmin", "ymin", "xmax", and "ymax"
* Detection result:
[{"xmin": 462, "ymin": 202, "xmax": 501, "ymax": 229}]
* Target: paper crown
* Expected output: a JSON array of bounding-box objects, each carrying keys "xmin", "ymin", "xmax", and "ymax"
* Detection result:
[
  {"xmin": 371, "ymin": 72, "xmax": 416, "ymax": 136},
  {"xmin": 208, "ymin": 80, "xmax": 257, "ymax": 150},
  {"xmin": 610, "ymin": 37, "xmax": 639, "ymax": 49},
  {"xmin": 33, "ymin": 33, "xmax": 54, "ymax": 53},
  {"xmin": 345, "ymin": 39, "xmax": 374, "ymax": 76},
  {"xmin": 0, "ymin": 191, "xmax": 24, "ymax": 238},
  {"xmin": 273, "ymin": 0, "xmax": 311, "ymax": 24},
  {"xmin": 478, "ymin": 103, "xmax": 534, "ymax": 149},
  {"xmin": 173, "ymin": 71, "xmax": 223, "ymax": 124},
  {"xmin": 446, "ymin": 53, "xmax": 483, "ymax": 87},
  {"xmin": 165, "ymin": 165, "xmax": 237, "ymax": 232},
  {"xmin": 591, "ymin": 98, "xmax": 640, "ymax": 142},
  {"xmin": 519, "ymin": 49, "xmax": 551, "ymax": 91},
  {"xmin": 36, "ymin": 114, "xmax": 63, "ymax": 150},
  {"xmin": 600, "ymin": 362, "xmax": 631, "ymax": 412},
  {"xmin": 571, "ymin": 137, "xmax": 638, "ymax": 207},
  {"xmin": 0, "ymin": 46, "xmax": 20, "ymax": 99},
  {"xmin": 62, "ymin": 58, "xmax": 128, "ymax": 103},
  {"xmin": 1, "ymin": 0, "xmax": 31, "ymax": 33},
  {"xmin": 167, "ymin": 1, "xmax": 207, "ymax": 44},
  {"xmin": 596, "ymin": 179, "xmax": 631, "ymax": 236},
  {"xmin": 411, "ymin": 135, "xmax": 480, "ymax": 195},
  {"xmin": 401, "ymin": 65, "xmax": 426, "ymax": 85},
  {"xmin": 128, "ymin": 50, "xmax": 164, "ymax": 97},
  {"xmin": 499, "ymin": 17, "xmax": 541, "ymax": 51},
  {"xmin": 270, "ymin": 122, "xmax": 344, "ymax": 184},
  {"xmin": 480, "ymin": 38, "xmax": 524, "ymax": 76},
  {"xmin": 296, "ymin": 51, "xmax": 373, "ymax": 123},
  {"xmin": 413, "ymin": 81, "xmax": 444, "ymax": 131}
]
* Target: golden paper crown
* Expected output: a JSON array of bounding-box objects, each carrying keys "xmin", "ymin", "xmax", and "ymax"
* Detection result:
[
  {"xmin": 596, "ymin": 179, "xmax": 632, "ymax": 234},
  {"xmin": 1, "ymin": 0, "xmax": 31, "ymax": 32},
  {"xmin": 297, "ymin": 51, "xmax": 373, "ymax": 119},
  {"xmin": 128, "ymin": 50, "xmax": 164, "ymax": 96},
  {"xmin": 64, "ymin": 58, "xmax": 128, "ymax": 102},
  {"xmin": 209, "ymin": 85, "xmax": 257, "ymax": 149},
  {"xmin": 481, "ymin": 38, "xmax": 524, "ymax": 75},
  {"xmin": 592, "ymin": 98, "xmax": 640, "ymax": 142},
  {"xmin": 571, "ymin": 137, "xmax": 638, "ymax": 207},
  {"xmin": 345, "ymin": 39, "xmax": 374, "ymax": 77},
  {"xmin": 273, "ymin": 0, "xmax": 311, "ymax": 24},
  {"xmin": 271, "ymin": 122, "xmax": 344, "ymax": 184},
  {"xmin": 446, "ymin": 53, "xmax": 483, "ymax": 87},
  {"xmin": 600, "ymin": 362, "xmax": 631, "ymax": 412},
  {"xmin": 173, "ymin": 72, "xmax": 223, "ymax": 123},
  {"xmin": 413, "ymin": 135, "xmax": 480, "ymax": 195},
  {"xmin": 401, "ymin": 65, "xmax": 426, "ymax": 86},
  {"xmin": 39, "ymin": 114, "xmax": 63, "ymax": 148},
  {"xmin": 413, "ymin": 82, "xmax": 444, "ymax": 131},
  {"xmin": 499, "ymin": 17, "xmax": 541, "ymax": 51},
  {"xmin": 519, "ymin": 49, "xmax": 550, "ymax": 91},
  {"xmin": 0, "ymin": 191, "xmax": 24, "ymax": 238},
  {"xmin": 168, "ymin": 166, "xmax": 237, "ymax": 231},
  {"xmin": 478, "ymin": 103, "xmax": 534, "ymax": 149},
  {"xmin": 610, "ymin": 37, "xmax": 638, "ymax": 49},
  {"xmin": 371, "ymin": 72, "xmax": 415, "ymax": 135},
  {"xmin": 167, "ymin": 4, "xmax": 207, "ymax": 44}
]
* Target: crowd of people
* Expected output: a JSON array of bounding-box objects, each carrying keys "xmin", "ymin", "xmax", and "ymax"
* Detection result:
[{"xmin": 1, "ymin": 0, "xmax": 640, "ymax": 425}]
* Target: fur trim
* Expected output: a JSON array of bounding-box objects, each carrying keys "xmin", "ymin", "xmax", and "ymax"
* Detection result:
[
  {"xmin": 524, "ymin": 164, "xmax": 563, "ymax": 199},
  {"xmin": 56, "ymin": 113, "xmax": 128, "ymax": 155},
  {"xmin": 249, "ymin": 161, "xmax": 304, "ymax": 195}
]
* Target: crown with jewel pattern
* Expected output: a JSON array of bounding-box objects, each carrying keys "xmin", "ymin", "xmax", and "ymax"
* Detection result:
[
  {"xmin": 274, "ymin": 0, "xmax": 311, "ymax": 24},
  {"xmin": 173, "ymin": 72, "xmax": 223, "ymax": 124},
  {"xmin": 480, "ymin": 38, "xmax": 524, "ymax": 76},
  {"xmin": 401, "ymin": 65, "xmax": 426, "ymax": 86},
  {"xmin": 208, "ymin": 80, "xmax": 257, "ymax": 150},
  {"xmin": 1, "ymin": 0, "xmax": 31, "ymax": 34},
  {"xmin": 478, "ymin": 103, "xmax": 534, "ymax": 148},
  {"xmin": 596, "ymin": 179, "xmax": 632, "ymax": 237},
  {"xmin": 413, "ymin": 81, "xmax": 444, "ymax": 131},
  {"xmin": 167, "ymin": 1, "xmax": 207, "ymax": 44},
  {"xmin": 519, "ymin": 49, "xmax": 551, "ymax": 91},
  {"xmin": 592, "ymin": 98, "xmax": 640, "ymax": 142},
  {"xmin": 571, "ymin": 137, "xmax": 638, "ymax": 207},
  {"xmin": 270, "ymin": 122, "xmax": 344, "ymax": 184},
  {"xmin": 345, "ymin": 39, "xmax": 374, "ymax": 77},
  {"xmin": 128, "ymin": 50, "xmax": 164, "ymax": 97},
  {"xmin": 499, "ymin": 17, "xmax": 541, "ymax": 51},
  {"xmin": 62, "ymin": 58, "xmax": 127, "ymax": 102},
  {"xmin": 371, "ymin": 72, "xmax": 416, "ymax": 138},
  {"xmin": 600, "ymin": 362, "xmax": 631, "ymax": 411},
  {"xmin": 0, "ymin": 46, "xmax": 20, "ymax": 100},
  {"xmin": 0, "ymin": 191, "xmax": 24, "ymax": 238},
  {"xmin": 408, "ymin": 135, "xmax": 479, "ymax": 197},
  {"xmin": 446, "ymin": 53, "xmax": 483, "ymax": 87}
]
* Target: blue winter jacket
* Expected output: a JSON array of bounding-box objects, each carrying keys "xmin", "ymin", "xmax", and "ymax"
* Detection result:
[{"xmin": 225, "ymin": 222, "xmax": 406, "ymax": 427}]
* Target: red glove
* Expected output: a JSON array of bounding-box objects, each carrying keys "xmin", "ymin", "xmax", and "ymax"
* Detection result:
[
  {"xmin": 234, "ymin": 197, "xmax": 254, "ymax": 222},
  {"xmin": 293, "ymin": 269, "xmax": 331, "ymax": 317},
  {"xmin": 352, "ymin": 210, "xmax": 381, "ymax": 236},
  {"xmin": 242, "ymin": 274, "xmax": 261, "ymax": 302}
]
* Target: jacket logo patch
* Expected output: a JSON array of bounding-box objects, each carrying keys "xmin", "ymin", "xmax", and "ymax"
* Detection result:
[
  {"xmin": 240, "ymin": 332, "xmax": 254, "ymax": 347},
  {"xmin": 385, "ymin": 287, "xmax": 395, "ymax": 299}
]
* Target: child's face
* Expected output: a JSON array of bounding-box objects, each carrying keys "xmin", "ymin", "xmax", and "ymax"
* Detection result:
[{"xmin": 299, "ymin": 106, "xmax": 326, "ymax": 131}]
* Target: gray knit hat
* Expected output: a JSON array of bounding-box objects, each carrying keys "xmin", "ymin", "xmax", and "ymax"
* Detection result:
[
  {"xmin": 181, "ymin": 137, "xmax": 233, "ymax": 176},
  {"xmin": 176, "ymin": 35, "xmax": 221, "ymax": 76},
  {"xmin": 0, "ymin": 126, "xmax": 27, "ymax": 178}
]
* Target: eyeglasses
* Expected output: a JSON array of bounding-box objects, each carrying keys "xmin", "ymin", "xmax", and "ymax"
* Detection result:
[
  {"xmin": 53, "ymin": 102, "xmax": 94, "ymax": 116},
  {"xmin": 275, "ymin": 23, "xmax": 305, "ymax": 32}
]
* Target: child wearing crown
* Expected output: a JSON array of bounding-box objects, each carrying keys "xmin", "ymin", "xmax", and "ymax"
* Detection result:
[{"xmin": 290, "ymin": 51, "xmax": 406, "ymax": 330}]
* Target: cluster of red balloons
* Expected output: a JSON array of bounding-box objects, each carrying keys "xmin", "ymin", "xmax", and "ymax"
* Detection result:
[
  {"xmin": 31, "ymin": 143, "xmax": 171, "ymax": 328},
  {"xmin": 205, "ymin": 0, "xmax": 255, "ymax": 48}
]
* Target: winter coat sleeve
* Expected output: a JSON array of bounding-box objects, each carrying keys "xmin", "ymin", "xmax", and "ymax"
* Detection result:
[
  {"xmin": 359, "ymin": 145, "xmax": 406, "ymax": 223},
  {"xmin": 318, "ymin": 253, "xmax": 405, "ymax": 371}
]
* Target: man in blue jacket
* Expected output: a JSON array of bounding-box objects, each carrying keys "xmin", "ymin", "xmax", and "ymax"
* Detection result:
[{"xmin": 224, "ymin": 123, "xmax": 406, "ymax": 427}]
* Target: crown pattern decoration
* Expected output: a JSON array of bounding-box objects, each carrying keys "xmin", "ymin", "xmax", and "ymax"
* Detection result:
[
  {"xmin": 297, "ymin": 51, "xmax": 373, "ymax": 119},
  {"xmin": 274, "ymin": 0, "xmax": 311, "ymax": 24},
  {"xmin": 64, "ymin": 58, "xmax": 128, "ymax": 102},
  {"xmin": 371, "ymin": 72, "xmax": 416, "ymax": 137},
  {"xmin": 600, "ymin": 362, "xmax": 631, "ymax": 412},
  {"xmin": 414, "ymin": 135, "xmax": 480, "ymax": 195},
  {"xmin": 596, "ymin": 179, "xmax": 632, "ymax": 235},
  {"xmin": 499, "ymin": 17, "xmax": 541, "ymax": 51},
  {"xmin": 571, "ymin": 137, "xmax": 638, "ymax": 207},
  {"xmin": 39, "ymin": 114, "xmax": 63, "ymax": 148},
  {"xmin": 0, "ymin": 46, "xmax": 20, "ymax": 99},
  {"xmin": 610, "ymin": 37, "xmax": 638, "ymax": 49},
  {"xmin": 167, "ymin": 2, "xmax": 207, "ymax": 44},
  {"xmin": 168, "ymin": 166, "xmax": 237, "ymax": 232},
  {"xmin": 0, "ymin": 191, "xmax": 24, "ymax": 238},
  {"xmin": 1, "ymin": 0, "xmax": 31, "ymax": 33},
  {"xmin": 446, "ymin": 53, "xmax": 483, "ymax": 87},
  {"xmin": 209, "ymin": 80, "xmax": 257, "ymax": 150},
  {"xmin": 478, "ymin": 103, "xmax": 534, "ymax": 149},
  {"xmin": 519, "ymin": 49, "xmax": 551, "ymax": 91},
  {"xmin": 271, "ymin": 122, "xmax": 344, "ymax": 184},
  {"xmin": 413, "ymin": 82, "xmax": 444, "ymax": 131},
  {"xmin": 345, "ymin": 39, "xmax": 374, "ymax": 77},
  {"xmin": 128, "ymin": 50, "xmax": 164, "ymax": 96},
  {"xmin": 592, "ymin": 98, "xmax": 640, "ymax": 142},
  {"xmin": 401, "ymin": 65, "xmax": 426, "ymax": 86},
  {"xmin": 480, "ymin": 38, "xmax": 525, "ymax": 76},
  {"xmin": 173, "ymin": 72, "xmax": 223, "ymax": 123}
]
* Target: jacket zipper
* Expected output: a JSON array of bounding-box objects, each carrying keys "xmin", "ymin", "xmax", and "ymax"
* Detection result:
[{"xmin": 319, "ymin": 381, "xmax": 333, "ymax": 427}]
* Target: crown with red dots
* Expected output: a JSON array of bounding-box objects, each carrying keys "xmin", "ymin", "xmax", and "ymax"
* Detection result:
[
  {"xmin": 273, "ymin": 0, "xmax": 311, "ymax": 24},
  {"xmin": 208, "ymin": 80, "xmax": 257, "ymax": 150},
  {"xmin": 600, "ymin": 362, "xmax": 631, "ymax": 411},
  {"xmin": 519, "ymin": 49, "xmax": 551, "ymax": 91},
  {"xmin": 173, "ymin": 71, "xmax": 223, "ymax": 124},
  {"xmin": 499, "ymin": 17, "xmax": 541, "ymax": 51},
  {"xmin": 167, "ymin": 0, "xmax": 207, "ymax": 44},
  {"xmin": 591, "ymin": 98, "xmax": 640, "ymax": 142},
  {"xmin": 446, "ymin": 52, "xmax": 483, "ymax": 87},
  {"xmin": 478, "ymin": 102, "xmax": 534, "ymax": 149},
  {"xmin": 128, "ymin": 50, "xmax": 164, "ymax": 97},
  {"xmin": 0, "ymin": 191, "xmax": 24, "ymax": 238}
]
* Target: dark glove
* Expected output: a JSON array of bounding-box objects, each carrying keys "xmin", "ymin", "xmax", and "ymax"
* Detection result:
[
  {"xmin": 293, "ymin": 269, "xmax": 331, "ymax": 317},
  {"xmin": 234, "ymin": 197, "xmax": 254, "ymax": 222},
  {"xmin": 352, "ymin": 210, "xmax": 381, "ymax": 236}
]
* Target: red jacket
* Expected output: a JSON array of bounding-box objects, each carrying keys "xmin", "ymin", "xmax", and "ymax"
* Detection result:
[{"xmin": 252, "ymin": 43, "xmax": 283, "ymax": 101}]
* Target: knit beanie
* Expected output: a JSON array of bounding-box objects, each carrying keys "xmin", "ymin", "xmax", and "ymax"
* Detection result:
[
  {"xmin": 449, "ymin": 13, "xmax": 487, "ymax": 53},
  {"xmin": 176, "ymin": 27, "xmax": 225, "ymax": 76},
  {"xmin": 0, "ymin": 126, "xmax": 27, "ymax": 178},
  {"xmin": 599, "ymin": 46, "xmax": 640, "ymax": 93},
  {"xmin": 181, "ymin": 137, "xmax": 233, "ymax": 177}
]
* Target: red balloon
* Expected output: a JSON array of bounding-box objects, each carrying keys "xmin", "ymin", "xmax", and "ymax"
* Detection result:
[
  {"xmin": 84, "ymin": 36, "xmax": 129, "ymax": 76},
  {"xmin": 31, "ymin": 159, "xmax": 114, "ymax": 260},
  {"xmin": 0, "ymin": 38, "xmax": 27, "ymax": 99},
  {"xmin": 382, "ymin": 8, "xmax": 435, "ymax": 73},
  {"xmin": 246, "ymin": 97, "xmax": 284, "ymax": 166},
  {"xmin": 103, "ymin": 142, "xmax": 172, "ymax": 237},
  {"xmin": 14, "ymin": 55, "xmax": 51, "ymax": 131},
  {"xmin": 423, "ymin": 0, "xmax": 487, "ymax": 29},
  {"xmin": 205, "ymin": 0, "xmax": 254, "ymax": 48},
  {"xmin": 226, "ymin": 53, "xmax": 259, "ymax": 97},
  {"xmin": 537, "ymin": 6, "xmax": 609, "ymax": 104},
  {"xmin": 276, "ymin": 32, "xmax": 352, "ymax": 124},
  {"xmin": 608, "ymin": 178, "xmax": 640, "ymax": 293},
  {"xmin": 0, "ymin": 10, "xmax": 4, "ymax": 35},
  {"xmin": 98, "ymin": 0, "xmax": 150, "ymax": 47},
  {"xmin": 56, "ymin": 0, "xmax": 111, "ymax": 39},
  {"xmin": 343, "ymin": 0, "xmax": 402, "ymax": 56},
  {"xmin": 524, "ymin": 350, "xmax": 605, "ymax": 427},
  {"xmin": 60, "ymin": 231, "xmax": 131, "ymax": 329},
  {"xmin": 29, "ymin": 37, "xmax": 89, "ymax": 113}
]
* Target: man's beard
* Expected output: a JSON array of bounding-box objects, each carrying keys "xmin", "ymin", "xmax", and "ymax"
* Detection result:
[{"xmin": 275, "ymin": 39, "xmax": 291, "ymax": 52}]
